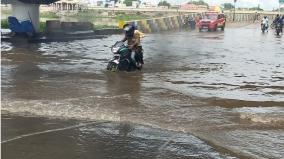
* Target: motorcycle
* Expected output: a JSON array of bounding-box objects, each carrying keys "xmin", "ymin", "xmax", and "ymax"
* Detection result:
[
  {"xmin": 184, "ymin": 17, "xmax": 196, "ymax": 30},
  {"xmin": 261, "ymin": 21, "xmax": 268, "ymax": 33},
  {"xmin": 107, "ymin": 41, "xmax": 143, "ymax": 72},
  {"xmin": 261, "ymin": 23, "xmax": 268, "ymax": 33},
  {"xmin": 188, "ymin": 18, "xmax": 196, "ymax": 30},
  {"xmin": 275, "ymin": 23, "xmax": 281, "ymax": 36}
]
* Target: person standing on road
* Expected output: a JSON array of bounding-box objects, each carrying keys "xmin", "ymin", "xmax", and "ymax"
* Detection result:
[{"xmin": 254, "ymin": 12, "xmax": 257, "ymax": 23}]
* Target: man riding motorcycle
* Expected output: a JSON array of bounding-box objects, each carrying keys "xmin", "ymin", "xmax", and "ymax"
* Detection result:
[
  {"xmin": 261, "ymin": 16, "xmax": 269, "ymax": 32},
  {"xmin": 186, "ymin": 15, "xmax": 196, "ymax": 29},
  {"xmin": 273, "ymin": 14, "xmax": 283, "ymax": 35},
  {"xmin": 280, "ymin": 15, "xmax": 284, "ymax": 34},
  {"xmin": 121, "ymin": 24, "xmax": 144, "ymax": 68},
  {"xmin": 273, "ymin": 14, "xmax": 280, "ymax": 24}
]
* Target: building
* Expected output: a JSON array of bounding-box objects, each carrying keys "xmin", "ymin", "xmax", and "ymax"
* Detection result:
[
  {"xmin": 115, "ymin": 0, "xmax": 126, "ymax": 8},
  {"xmin": 140, "ymin": 2, "xmax": 157, "ymax": 8},
  {"xmin": 114, "ymin": 0, "xmax": 140, "ymax": 8},
  {"xmin": 52, "ymin": 0, "xmax": 85, "ymax": 11},
  {"xmin": 97, "ymin": 1, "xmax": 104, "ymax": 7},
  {"xmin": 132, "ymin": 1, "xmax": 139, "ymax": 8},
  {"xmin": 180, "ymin": 4, "xmax": 207, "ymax": 10},
  {"xmin": 209, "ymin": 6, "xmax": 222, "ymax": 12}
]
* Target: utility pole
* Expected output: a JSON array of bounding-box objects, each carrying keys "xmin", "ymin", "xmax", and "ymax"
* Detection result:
[
  {"xmin": 233, "ymin": 0, "xmax": 237, "ymax": 21},
  {"xmin": 279, "ymin": 0, "xmax": 283, "ymax": 14}
]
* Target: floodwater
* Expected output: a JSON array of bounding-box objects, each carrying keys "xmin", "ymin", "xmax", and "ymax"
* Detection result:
[{"xmin": 1, "ymin": 24, "xmax": 284, "ymax": 159}]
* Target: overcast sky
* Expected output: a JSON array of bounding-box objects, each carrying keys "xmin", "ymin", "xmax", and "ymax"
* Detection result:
[{"xmin": 143, "ymin": 0, "xmax": 280, "ymax": 10}]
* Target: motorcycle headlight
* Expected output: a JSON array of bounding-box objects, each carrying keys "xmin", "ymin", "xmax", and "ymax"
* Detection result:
[{"xmin": 112, "ymin": 47, "xmax": 119, "ymax": 53}]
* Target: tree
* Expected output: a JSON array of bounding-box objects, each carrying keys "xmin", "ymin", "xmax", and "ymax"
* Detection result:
[
  {"xmin": 158, "ymin": 1, "xmax": 171, "ymax": 8},
  {"xmin": 249, "ymin": 7, "xmax": 264, "ymax": 11},
  {"xmin": 187, "ymin": 0, "xmax": 209, "ymax": 8},
  {"xmin": 124, "ymin": 0, "xmax": 136, "ymax": 6},
  {"xmin": 222, "ymin": 3, "xmax": 234, "ymax": 10}
]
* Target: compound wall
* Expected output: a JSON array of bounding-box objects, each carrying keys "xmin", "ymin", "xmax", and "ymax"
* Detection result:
[
  {"xmin": 120, "ymin": 12, "xmax": 277, "ymax": 33},
  {"xmin": 123, "ymin": 15, "xmax": 187, "ymax": 33}
]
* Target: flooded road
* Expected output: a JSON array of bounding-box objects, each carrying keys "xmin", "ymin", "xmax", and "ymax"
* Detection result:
[{"xmin": 1, "ymin": 24, "xmax": 284, "ymax": 159}]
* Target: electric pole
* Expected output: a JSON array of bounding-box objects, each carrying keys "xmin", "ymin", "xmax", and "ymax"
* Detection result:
[{"xmin": 233, "ymin": 0, "xmax": 237, "ymax": 21}]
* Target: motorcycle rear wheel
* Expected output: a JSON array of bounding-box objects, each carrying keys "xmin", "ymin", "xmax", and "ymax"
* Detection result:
[{"xmin": 276, "ymin": 30, "xmax": 280, "ymax": 35}]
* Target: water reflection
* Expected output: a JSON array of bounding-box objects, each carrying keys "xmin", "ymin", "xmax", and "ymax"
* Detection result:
[
  {"xmin": 11, "ymin": 63, "xmax": 44, "ymax": 99},
  {"xmin": 105, "ymin": 72, "xmax": 144, "ymax": 124},
  {"xmin": 1, "ymin": 43, "xmax": 46, "ymax": 99}
]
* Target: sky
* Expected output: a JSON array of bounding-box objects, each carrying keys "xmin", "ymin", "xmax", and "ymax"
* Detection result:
[{"xmin": 143, "ymin": 0, "xmax": 280, "ymax": 11}]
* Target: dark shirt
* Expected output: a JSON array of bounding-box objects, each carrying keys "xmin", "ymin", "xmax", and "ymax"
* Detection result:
[{"xmin": 274, "ymin": 17, "xmax": 281, "ymax": 24}]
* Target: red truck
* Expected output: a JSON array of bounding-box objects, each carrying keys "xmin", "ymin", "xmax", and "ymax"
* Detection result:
[{"xmin": 197, "ymin": 12, "xmax": 226, "ymax": 32}]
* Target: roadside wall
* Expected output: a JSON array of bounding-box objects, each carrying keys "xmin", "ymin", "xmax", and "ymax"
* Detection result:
[
  {"xmin": 121, "ymin": 12, "xmax": 277, "ymax": 33},
  {"xmin": 123, "ymin": 15, "xmax": 187, "ymax": 33}
]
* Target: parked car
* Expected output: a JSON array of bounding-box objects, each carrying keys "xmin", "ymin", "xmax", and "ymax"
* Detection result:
[{"xmin": 197, "ymin": 12, "xmax": 226, "ymax": 32}]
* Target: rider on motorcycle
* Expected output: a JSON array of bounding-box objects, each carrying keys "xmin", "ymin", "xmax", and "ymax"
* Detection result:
[
  {"xmin": 273, "ymin": 14, "xmax": 283, "ymax": 34},
  {"xmin": 273, "ymin": 14, "xmax": 280, "ymax": 24},
  {"xmin": 187, "ymin": 15, "xmax": 196, "ymax": 29},
  {"xmin": 261, "ymin": 16, "xmax": 269, "ymax": 32},
  {"xmin": 121, "ymin": 24, "xmax": 144, "ymax": 68}
]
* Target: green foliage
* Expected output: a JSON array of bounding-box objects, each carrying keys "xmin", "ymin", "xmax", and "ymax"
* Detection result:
[
  {"xmin": 39, "ymin": 22, "xmax": 46, "ymax": 32},
  {"xmin": 222, "ymin": 3, "xmax": 234, "ymax": 10},
  {"xmin": 1, "ymin": 19, "xmax": 9, "ymax": 29},
  {"xmin": 187, "ymin": 0, "xmax": 209, "ymax": 8},
  {"xmin": 115, "ymin": 14, "xmax": 148, "ymax": 21},
  {"xmin": 94, "ymin": 24, "xmax": 118, "ymax": 29},
  {"xmin": 72, "ymin": 10, "xmax": 109, "ymax": 20},
  {"xmin": 40, "ymin": 12, "xmax": 59, "ymax": 19},
  {"xmin": 124, "ymin": 0, "xmax": 136, "ymax": 6},
  {"xmin": 249, "ymin": 7, "xmax": 264, "ymax": 11},
  {"xmin": 116, "ymin": 11, "xmax": 126, "ymax": 15},
  {"xmin": 72, "ymin": 10, "xmax": 148, "ymax": 21},
  {"xmin": 158, "ymin": 1, "xmax": 171, "ymax": 8}
]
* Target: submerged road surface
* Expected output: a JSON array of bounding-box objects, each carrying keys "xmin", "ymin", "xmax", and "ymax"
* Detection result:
[{"xmin": 1, "ymin": 24, "xmax": 284, "ymax": 159}]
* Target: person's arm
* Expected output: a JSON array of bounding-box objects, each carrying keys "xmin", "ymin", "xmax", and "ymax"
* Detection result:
[
  {"xmin": 121, "ymin": 36, "xmax": 127, "ymax": 42},
  {"xmin": 273, "ymin": 18, "xmax": 277, "ymax": 24},
  {"xmin": 136, "ymin": 30, "xmax": 145, "ymax": 38}
]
